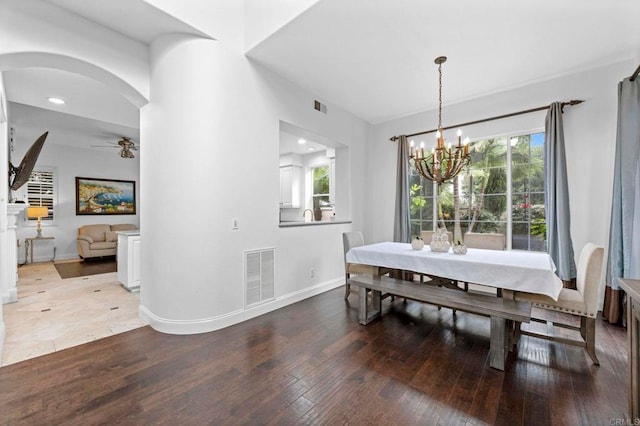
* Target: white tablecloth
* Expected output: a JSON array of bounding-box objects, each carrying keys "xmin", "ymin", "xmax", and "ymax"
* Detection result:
[{"xmin": 346, "ymin": 242, "xmax": 562, "ymax": 300}]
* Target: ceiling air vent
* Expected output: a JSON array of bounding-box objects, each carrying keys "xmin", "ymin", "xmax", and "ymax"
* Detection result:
[{"xmin": 314, "ymin": 100, "xmax": 327, "ymax": 114}]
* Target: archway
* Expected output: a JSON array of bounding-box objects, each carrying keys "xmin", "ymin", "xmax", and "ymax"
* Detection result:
[{"xmin": 0, "ymin": 51, "xmax": 148, "ymax": 364}]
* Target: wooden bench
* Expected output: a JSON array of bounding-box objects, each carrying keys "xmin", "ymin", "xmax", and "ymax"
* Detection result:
[{"xmin": 348, "ymin": 275, "xmax": 532, "ymax": 371}]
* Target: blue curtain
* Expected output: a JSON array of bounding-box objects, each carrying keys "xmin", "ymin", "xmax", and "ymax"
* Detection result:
[
  {"xmin": 393, "ymin": 135, "xmax": 411, "ymax": 242},
  {"xmin": 545, "ymin": 102, "xmax": 577, "ymax": 281},
  {"xmin": 604, "ymin": 75, "xmax": 640, "ymax": 324}
]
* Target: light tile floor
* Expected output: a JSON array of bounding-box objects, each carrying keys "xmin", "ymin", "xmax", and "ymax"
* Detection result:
[{"xmin": 1, "ymin": 261, "xmax": 146, "ymax": 366}]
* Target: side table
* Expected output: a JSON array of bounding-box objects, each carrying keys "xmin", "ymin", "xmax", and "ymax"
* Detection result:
[
  {"xmin": 24, "ymin": 236, "xmax": 55, "ymax": 264},
  {"xmin": 618, "ymin": 278, "xmax": 640, "ymax": 422}
]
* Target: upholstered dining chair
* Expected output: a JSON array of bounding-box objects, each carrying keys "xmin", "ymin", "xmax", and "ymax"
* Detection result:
[
  {"xmin": 515, "ymin": 242, "xmax": 604, "ymax": 365},
  {"xmin": 343, "ymin": 232, "xmax": 391, "ymax": 299},
  {"xmin": 461, "ymin": 232, "xmax": 506, "ymax": 294},
  {"xmin": 463, "ymin": 232, "xmax": 506, "ymax": 250}
]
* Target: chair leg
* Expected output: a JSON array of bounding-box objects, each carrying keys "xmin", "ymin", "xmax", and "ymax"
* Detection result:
[
  {"xmin": 582, "ymin": 316, "xmax": 599, "ymax": 365},
  {"xmin": 345, "ymin": 273, "xmax": 350, "ymax": 299}
]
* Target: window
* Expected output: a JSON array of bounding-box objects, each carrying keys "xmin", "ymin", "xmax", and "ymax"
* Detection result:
[
  {"xmin": 312, "ymin": 165, "xmax": 331, "ymax": 209},
  {"xmin": 25, "ymin": 167, "xmax": 56, "ymax": 223},
  {"xmin": 410, "ymin": 131, "xmax": 545, "ymax": 251},
  {"xmin": 278, "ymin": 120, "xmax": 348, "ymax": 225}
]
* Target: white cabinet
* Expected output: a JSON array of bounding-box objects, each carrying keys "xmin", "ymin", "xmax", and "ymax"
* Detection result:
[
  {"xmin": 117, "ymin": 230, "xmax": 141, "ymax": 292},
  {"xmin": 279, "ymin": 165, "xmax": 301, "ymax": 207}
]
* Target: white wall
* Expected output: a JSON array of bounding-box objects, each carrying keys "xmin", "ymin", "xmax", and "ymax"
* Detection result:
[
  {"xmin": 370, "ymin": 60, "xmax": 634, "ymax": 305},
  {"xmin": 145, "ymin": 0, "xmax": 321, "ymax": 52},
  {"xmin": 139, "ymin": 27, "xmax": 368, "ymax": 333},
  {"xmin": 0, "ymin": 0, "xmax": 370, "ymax": 337},
  {"xmin": 11, "ymin": 141, "xmax": 140, "ymax": 262}
]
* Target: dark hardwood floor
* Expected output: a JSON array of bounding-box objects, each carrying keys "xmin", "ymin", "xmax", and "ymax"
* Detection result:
[{"xmin": 0, "ymin": 287, "xmax": 629, "ymax": 425}]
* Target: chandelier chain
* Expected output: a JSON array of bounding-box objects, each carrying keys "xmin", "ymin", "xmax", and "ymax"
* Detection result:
[{"xmin": 438, "ymin": 61, "xmax": 443, "ymax": 130}]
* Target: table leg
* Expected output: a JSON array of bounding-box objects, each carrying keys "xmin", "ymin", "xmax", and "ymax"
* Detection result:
[
  {"xmin": 358, "ymin": 287, "xmax": 381, "ymax": 325},
  {"xmin": 489, "ymin": 316, "xmax": 508, "ymax": 371},
  {"xmin": 30, "ymin": 241, "xmax": 34, "ymax": 264},
  {"xmin": 24, "ymin": 240, "xmax": 30, "ymax": 265}
]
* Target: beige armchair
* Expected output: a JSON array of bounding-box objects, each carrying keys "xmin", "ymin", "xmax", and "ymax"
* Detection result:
[{"xmin": 77, "ymin": 224, "xmax": 137, "ymax": 260}]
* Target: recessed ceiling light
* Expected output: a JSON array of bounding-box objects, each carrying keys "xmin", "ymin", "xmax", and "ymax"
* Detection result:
[
  {"xmin": 308, "ymin": 147, "xmax": 316, "ymax": 151},
  {"xmin": 47, "ymin": 97, "xmax": 65, "ymax": 105},
  {"xmin": 298, "ymin": 139, "xmax": 306, "ymax": 144}
]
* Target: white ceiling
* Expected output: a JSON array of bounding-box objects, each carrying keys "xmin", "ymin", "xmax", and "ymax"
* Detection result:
[
  {"xmin": 5, "ymin": 68, "xmax": 139, "ymax": 130},
  {"xmin": 4, "ymin": 0, "xmax": 639, "ymax": 155},
  {"xmin": 8, "ymin": 101, "xmax": 139, "ymax": 155},
  {"xmin": 47, "ymin": 0, "xmax": 208, "ymax": 45},
  {"xmin": 248, "ymin": 0, "xmax": 640, "ymax": 123}
]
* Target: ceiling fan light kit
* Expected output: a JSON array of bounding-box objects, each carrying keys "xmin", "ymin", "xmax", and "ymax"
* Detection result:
[{"xmin": 117, "ymin": 137, "xmax": 136, "ymax": 158}]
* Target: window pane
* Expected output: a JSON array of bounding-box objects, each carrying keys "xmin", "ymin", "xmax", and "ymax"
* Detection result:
[
  {"xmin": 484, "ymin": 166, "xmax": 507, "ymax": 195},
  {"xmin": 409, "ymin": 162, "xmax": 436, "ymax": 233},
  {"xmin": 510, "ymin": 132, "xmax": 545, "ymax": 251},
  {"xmin": 313, "ymin": 166, "xmax": 329, "ymax": 195},
  {"xmin": 465, "ymin": 138, "xmax": 507, "ymax": 234},
  {"xmin": 511, "ymin": 164, "xmax": 529, "ymax": 193},
  {"xmin": 26, "ymin": 169, "xmax": 55, "ymax": 221},
  {"xmin": 313, "ymin": 195, "xmax": 330, "ymax": 207}
]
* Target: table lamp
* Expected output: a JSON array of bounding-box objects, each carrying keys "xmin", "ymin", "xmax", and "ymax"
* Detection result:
[{"xmin": 27, "ymin": 206, "xmax": 48, "ymax": 238}]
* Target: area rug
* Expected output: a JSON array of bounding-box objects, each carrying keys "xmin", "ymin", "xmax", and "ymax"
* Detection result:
[{"xmin": 54, "ymin": 258, "xmax": 117, "ymax": 279}]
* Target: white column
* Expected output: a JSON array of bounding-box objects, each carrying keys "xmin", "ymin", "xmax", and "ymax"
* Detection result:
[
  {"xmin": 2, "ymin": 204, "xmax": 25, "ymax": 304},
  {"xmin": 139, "ymin": 35, "xmax": 227, "ymax": 334}
]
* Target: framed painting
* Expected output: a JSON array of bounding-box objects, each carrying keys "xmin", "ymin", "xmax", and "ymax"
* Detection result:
[{"xmin": 75, "ymin": 177, "xmax": 136, "ymax": 215}]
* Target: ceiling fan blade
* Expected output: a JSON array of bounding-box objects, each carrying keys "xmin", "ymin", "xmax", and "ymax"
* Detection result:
[{"xmin": 9, "ymin": 131, "xmax": 49, "ymax": 191}]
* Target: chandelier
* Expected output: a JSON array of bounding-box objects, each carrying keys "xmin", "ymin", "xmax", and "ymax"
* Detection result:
[{"xmin": 409, "ymin": 56, "xmax": 470, "ymax": 185}]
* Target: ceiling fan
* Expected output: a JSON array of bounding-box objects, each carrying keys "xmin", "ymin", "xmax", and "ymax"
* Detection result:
[{"xmin": 92, "ymin": 137, "xmax": 138, "ymax": 158}]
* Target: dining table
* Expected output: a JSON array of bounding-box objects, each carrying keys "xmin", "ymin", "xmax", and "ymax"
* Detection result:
[{"xmin": 346, "ymin": 241, "xmax": 563, "ymax": 300}]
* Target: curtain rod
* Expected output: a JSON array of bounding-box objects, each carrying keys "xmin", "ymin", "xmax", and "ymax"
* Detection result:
[
  {"xmin": 631, "ymin": 64, "xmax": 640, "ymax": 82},
  {"xmin": 389, "ymin": 99, "xmax": 585, "ymax": 142}
]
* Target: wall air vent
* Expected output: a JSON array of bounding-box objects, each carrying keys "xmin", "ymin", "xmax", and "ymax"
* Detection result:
[
  {"xmin": 314, "ymin": 100, "xmax": 327, "ymax": 114},
  {"xmin": 244, "ymin": 248, "xmax": 275, "ymax": 307}
]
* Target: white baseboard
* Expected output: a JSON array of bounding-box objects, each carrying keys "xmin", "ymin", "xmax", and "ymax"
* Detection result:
[
  {"xmin": 1, "ymin": 289, "xmax": 17, "ymax": 304},
  {"xmin": 139, "ymin": 277, "xmax": 344, "ymax": 335},
  {"xmin": 25, "ymin": 253, "xmax": 78, "ymax": 263}
]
